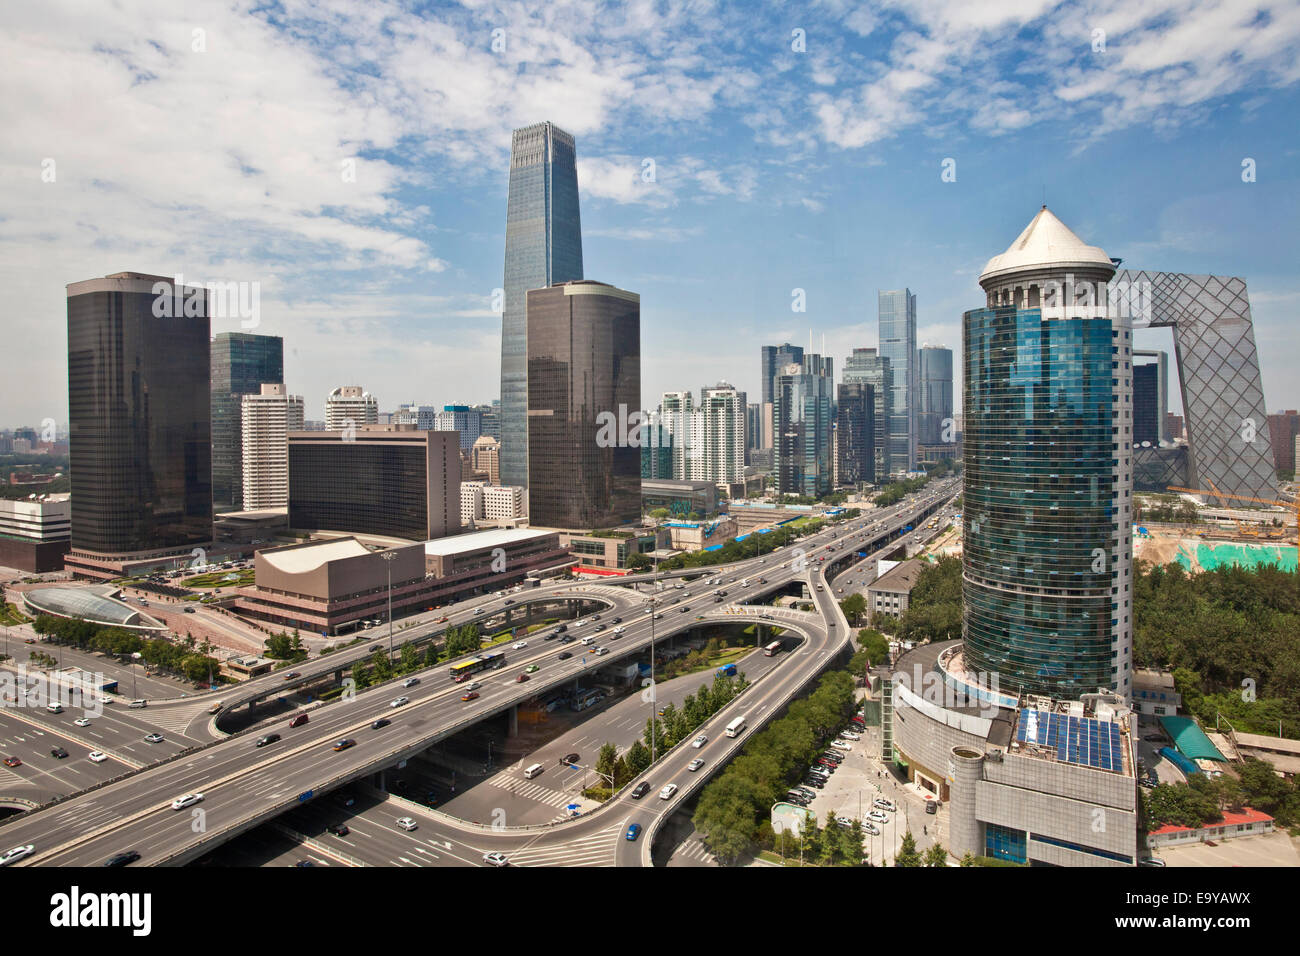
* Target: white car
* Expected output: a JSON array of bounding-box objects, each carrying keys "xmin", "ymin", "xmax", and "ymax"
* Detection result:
[
  {"xmin": 613, "ymin": 626, "xmax": 625, "ymax": 634},
  {"xmin": 873, "ymin": 798, "xmax": 896, "ymax": 812},
  {"xmin": 390, "ymin": 696, "xmax": 409, "ymax": 708},
  {"xmin": 74, "ymin": 717, "xmax": 92, "ymax": 727},
  {"xmin": 830, "ymin": 740, "xmax": 852, "ymax": 752},
  {"xmin": 88, "ymin": 751, "xmax": 107, "ymax": 763},
  {"xmin": 867, "ymin": 810, "xmax": 889, "ymax": 823},
  {"xmin": 691, "ymin": 734, "xmax": 708, "ymax": 748},
  {"xmin": 395, "ymin": 817, "xmax": 418, "ymax": 831},
  {"xmin": 0, "ymin": 843, "xmax": 35, "ymax": 866},
  {"xmin": 171, "ymin": 793, "xmax": 204, "ymax": 811},
  {"xmin": 659, "ymin": 783, "xmax": 678, "ymax": 800},
  {"xmin": 862, "ymin": 822, "xmax": 881, "ymax": 836},
  {"xmin": 402, "ymin": 677, "xmax": 420, "ymax": 688},
  {"xmin": 688, "ymin": 758, "xmax": 704, "ymax": 772},
  {"xmin": 512, "ymin": 640, "xmax": 528, "ymax": 650},
  {"xmin": 839, "ymin": 731, "xmax": 861, "ymax": 741},
  {"xmin": 482, "ymin": 851, "xmax": 509, "ymax": 867},
  {"xmin": 99, "ymin": 696, "xmax": 113, "ymax": 705},
  {"xmin": 467, "ymin": 681, "xmax": 481, "ymax": 691}
]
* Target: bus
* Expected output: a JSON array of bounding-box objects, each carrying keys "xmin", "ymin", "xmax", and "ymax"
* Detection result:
[
  {"xmin": 725, "ymin": 715, "xmax": 746, "ymax": 737},
  {"xmin": 763, "ymin": 640, "xmax": 782, "ymax": 657},
  {"xmin": 449, "ymin": 651, "xmax": 507, "ymax": 682}
]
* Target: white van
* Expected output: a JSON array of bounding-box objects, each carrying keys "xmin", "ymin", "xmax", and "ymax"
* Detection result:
[
  {"xmin": 129, "ymin": 699, "xmax": 148, "ymax": 708},
  {"xmin": 523, "ymin": 763, "xmax": 544, "ymax": 780}
]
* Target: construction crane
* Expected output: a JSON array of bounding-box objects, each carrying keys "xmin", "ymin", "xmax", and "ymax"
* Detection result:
[{"xmin": 1165, "ymin": 482, "xmax": 1299, "ymax": 556}]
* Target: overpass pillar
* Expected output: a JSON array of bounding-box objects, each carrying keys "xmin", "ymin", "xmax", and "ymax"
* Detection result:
[
  {"xmin": 334, "ymin": 669, "xmax": 343, "ymax": 683},
  {"xmin": 374, "ymin": 768, "xmax": 385, "ymax": 790},
  {"xmin": 507, "ymin": 704, "xmax": 518, "ymax": 738}
]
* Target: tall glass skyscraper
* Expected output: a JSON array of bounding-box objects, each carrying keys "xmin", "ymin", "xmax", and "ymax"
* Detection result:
[
  {"xmin": 879, "ymin": 289, "xmax": 917, "ymax": 475},
  {"xmin": 212, "ymin": 332, "xmax": 284, "ymax": 512},
  {"xmin": 500, "ymin": 121, "xmax": 584, "ymax": 489},
  {"xmin": 917, "ymin": 345, "xmax": 954, "ymax": 447},
  {"xmin": 773, "ymin": 355, "xmax": 834, "ymax": 497},
  {"xmin": 843, "ymin": 347, "xmax": 892, "ymax": 483},
  {"xmin": 836, "ymin": 382, "xmax": 875, "ymax": 486},
  {"xmin": 962, "ymin": 207, "xmax": 1133, "ymax": 699}
]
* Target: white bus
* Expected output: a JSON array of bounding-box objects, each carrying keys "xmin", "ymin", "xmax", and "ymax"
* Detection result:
[
  {"xmin": 763, "ymin": 641, "xmax": 782, "ymax": 657},
  {"xmin": 725, "ymin": 715, "xmax": 746, "ymax": 738},
  {"xmin": 523, "ymin": 763, "xmax": 544, "ymax": 779}
]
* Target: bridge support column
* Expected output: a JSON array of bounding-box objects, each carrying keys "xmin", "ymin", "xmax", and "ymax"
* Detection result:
[
  {"xmin": 507, "ymin": 704, "xmax": 518, "ymax": 739},
  {"xmin": 374, "ymin": 768, "xmax": 385, "ymax": 790},
  {"xmin": 334, "ymin": 669, "xmax": 343, "ymax": 683}
]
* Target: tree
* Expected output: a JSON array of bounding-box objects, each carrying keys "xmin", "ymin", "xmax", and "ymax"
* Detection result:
[
  {"xmin": 626, "ymin": 553, "xmax": 652, "ymax": 572},
  {"xmin": 625, "ymin": 740, "xmax": 651, "ymax": 776},
  {"xmin": 595, "ymin": 742, "xmax": 618, "ymax": 785},
  {"xmin": 895, "ymin": 831, "xmax": 923, "ymax": 867},
  {"xmin": 923, "ymin": 844, "xmax": 948, "ymax": 867},
  {"xmin": 839, "ymin": 593, "xmax": 867, "ymax": 624},
  {"xmin": 399, "ymin": 642, "xmax": 419, "ymax": 674},
  {"xmin": 857, "ymin": 628, "xmax": 890, "ymax": 664}
]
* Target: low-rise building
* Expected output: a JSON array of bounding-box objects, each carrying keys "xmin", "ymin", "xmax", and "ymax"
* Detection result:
[
  {"xmin": 1147, "ymin": 808, "xmax": 1274, "ymax": 849},
  {"xmin": 0, "ymin": 494, "xmax": 71, "ymax": 572},
  {"xmin": 1131, "ymin": 668, "xmax": 1182, "ymax": 717},
  {"xmin": 641, "ymin": 479, "xmax": 718, "ymax": 518},
  {"xmin": 867, "ymin": 558, "xmax": 924, "ymax": 621},
  {"xmin": 564, "ymin": 528, "xmax": 663, "ymax": 571},
  {"xmin": 662, "ymin": 517, "xmax": 737, "ymax": 552}
]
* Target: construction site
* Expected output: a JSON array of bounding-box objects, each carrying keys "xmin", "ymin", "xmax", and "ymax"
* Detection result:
[{"xmin": 1133, "ymin": 486, "xmax": 1298, "ymax": 573}]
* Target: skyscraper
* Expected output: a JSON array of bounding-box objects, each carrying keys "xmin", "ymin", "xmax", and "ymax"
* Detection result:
[
  {"xmin": 836, "ymin": 382, "xmax": 875, "ymax": 487},
  {"xmin": 1132, "ymin": 350, "xmax": 1168, "ymax": 446},
  {"xmin": 241, "ymin": 383, "xmax": 304, "ymax": 510},
  {"xmin": 501, "ymin": 121, "xmax": 585, "ymax": 489},
  {"xmin": 326, "ymin": 386, "xmax": 378, "ymax": 431},
  {"xmin": 760, "ymin": 343, "xmax": 804, "ymax": 412},
  {"xmin": 879, "ymin": 289, "xmax": 917, "ymax": 474},
  {"xmin": 434, "ymin": 405, "xmax": 483, "ymax": 453},
  {"xmin": 660, "ymin": 390, "xmax": 694, "ymax": 480},
  {"xmin": 211, "ymin": 332, "xmax": 284, "ymax": 512},
  {"xmin": 66, "ymin": 272, "xmax": 212, "ymax": 558},
  {"xmin": 525, "ymin": 281, "xmax": 639, "ymax": 529},
  {"xmin": 773, "ymin": 354, "xmax": 834, "ymax": 497},
  {"xmin": 962, "ymin": 207, "xmax": 1133, "ymax": 698},
  {"xmin": 917, "ymin": 345, "xmax": 954, "ymax": 448},
  {"xmin": 690, "ymin": 384, "xmax": 747, "ymax": 485},
  {"xmin": 843, "ymin": 347, "xmax": 892, "ymax": 483}
]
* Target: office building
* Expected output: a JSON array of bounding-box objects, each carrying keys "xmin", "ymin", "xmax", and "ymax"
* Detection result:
[
  {"xmin": 843, "ymin": 347, "xmax": 892, "ymax": 483},
  {"xmin": 879, "ymin": 289, "xmax": 918, "ymax": 474},
  {"xmin": 241, "ymin": 383, "xmax": 304, "ymax": 510},
  {"xmin": 1267, "ymin": 410, "xmax": 1300, "ymax": 477},
  {"xmin": 393, "ymin": 404, "xmax": 438, "ymax": 430},
  {"xmin": 641, "ymin": 479, "xmax": 719, "ymax": 518},
  {"xmin": 760, "ymin": 343, "xmax": 805, "ymax": 423},
  {"xmin": 484, "ymin": 484, "xmax": 526, "ymax": 521},
  {"xmin": 211, "ymin": 332, "xmax": 284, "ymax": 512},
  {"xmin": 65, "ymin": 272, "xmax": 212, "ymax": 567},
  {"xmin": 745, "ymin": 402, "xmax": 762, "ymax": 465},
  {"xmin": 918, "ymin": 345, "xmax": 954, "ymax": 447},
  {"xmin": 325, "ymin": 386, "xmax": 378, "ymax": 431},
  {"xmin": 836, "ymin": 382, "xmax": 875, "ymax": 486},
  {"xmin": 471, "ymin": 435, "xmax": 500, "ymax": 484},
  {"xmin": 473, "ymin": 401, "xmax": 501, "ymax": 440},
  {"xmin": 525, "ymin": 280, "xmax": 640, "ymax": 530},
  {"xmin": 435, "ymin": 405, "xmax": 483, "ymax": 452},
  {"xmin": 500, "ymin": 121, "xmax": 585, "ymax": 489},
  {"xmin": 772, "ymin": 354, "xmax": 834, "ymax": 498},
  {"xmin": 963, "ymin": 206, "xmax": 1132, "ymax": 698},
  {"xmin": 1132, "ymin": 350, "xmax": 1169, "ymax": 447},
  {"xmin": 0, "ymin": 494, "xmax": 71, "ymax": 572},
  {"xmin": 287, "ymin": 425, "xmax": 460, "ymax": 541}
]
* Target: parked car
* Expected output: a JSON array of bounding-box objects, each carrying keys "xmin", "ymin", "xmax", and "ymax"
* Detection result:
[
  {"xmin": 867, "ymin": 810, "xmax": 889, "ymax": 823},
  {"xmin": 2, "ymin": 756, "xmax": 20, "ymax": 768},
  {"xmin": 873, "ymin": 798, "xmax": 896, "ymax": 812},
  {"xmin": 925, "ymin": 800, "xmax": 938, "ymax": 814}
]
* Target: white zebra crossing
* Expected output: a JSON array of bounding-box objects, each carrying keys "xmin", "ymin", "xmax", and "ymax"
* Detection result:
[
  {"xmin": 506, "ymin": 822, "xmax": 622, "ymax": 867},
  {"xmin": 486, "ymin": 776, "xmax": 580, "ymax": 810},
  {"xmin": 135, "ymin": 704, "xmax": 209, "ymax": 736}
]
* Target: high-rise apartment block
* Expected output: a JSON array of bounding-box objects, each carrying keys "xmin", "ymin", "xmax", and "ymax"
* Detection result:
[
  {"xmin": 501, "ymin": 122, "xmax": 584, "ymax": 489},
  {"xmin": 690, "ymin": 383, "xmax": 747, "ymax": 485},
  {"xmin": 472, "ymin": 435, "xmax": 500, "ymax": 484},
  {"xmin": 211, "ymin": 332, "xmax": 283, "ymax": 512},
  {"xmin": 525, "ymin": 281, "xmax": 640, "ymax": 530},
  {"xmin": 241, "ymin": 383, "xmax": 304, "ymax": 510},
  {"xmin": 325, "ymin": 386, "xmax": 378, "ymax": 431}
]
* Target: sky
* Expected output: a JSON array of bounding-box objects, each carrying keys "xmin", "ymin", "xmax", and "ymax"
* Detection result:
[{"xmin": 2, "ymin": 0, "xmax": 1299, "ymax": 426}]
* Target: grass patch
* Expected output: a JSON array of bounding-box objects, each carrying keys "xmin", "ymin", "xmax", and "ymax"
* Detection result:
[{"xmin": 0, "ymin": 602, "xmax": 32, "ymax": 627}]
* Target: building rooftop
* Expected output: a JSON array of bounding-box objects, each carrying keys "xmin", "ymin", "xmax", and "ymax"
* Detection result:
[
  {"xmin": 980, "ymin": 206, "xmax": 1113, "ymax": 282},
  {"xmin": 1148, "ymin": 807, "xmax": 1272, "ymax": 837},
  {"xmin": 259, "ymin": 537, "xmax": 371, "ymax": 574},
  {"xmin": 870, "ymin": 558, "xmax": 925, "ymax": 593},
  {"xmin": 22, "ymin": 585, "xmax": 167, "ymax": 631},
  {"xmin": 422, "ymin": 527, "xmax": 555, "ymax": 556}
]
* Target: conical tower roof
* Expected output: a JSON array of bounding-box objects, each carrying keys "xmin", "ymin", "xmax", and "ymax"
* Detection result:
[{"xmin": 980, "ymin": 206, "xmax": 1113, "ymax": 284}]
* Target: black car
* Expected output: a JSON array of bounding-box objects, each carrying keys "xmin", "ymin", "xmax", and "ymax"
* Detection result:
[
  {"xmin": 182, "ymin": 607, "xmax": 195, "ymax": 613},
  {"xmin": 555, "ymin": 624, "xmax": 567, "ymax": 633},
  {"xmin": 714, "ymin": 596, "xmax": 723, "ymax": 603},
  {"xmin": 592, "ymin": 614, "xmax": 602, "ymax": 621},
  {"xmin": 562, "ymin": 752, "xmax": 580, "ymax": 765},
  {"xmin": 50, "ymin": 746, "xmax": 69, "ymax": 759},
  {"xmin": 104, "ymin": 851, "xmax": 141, "ymax": 867},
  {"xmin": 593, "ymin": 624, "xmax": 606, "ymax": 632},
  {"xmin": 543, "ymin": 631, "xmax": 556, "ymax": 640},
  {"xmin": 925, "ymin": 801, "xmax": 938, "ymax": 814},
  {"xmin": 371, "ymin": 718, "xmax": 391, "ymax": 730},
  {"xmin": 802, "ymin": 777, "xmax": 826, "ymax": 789},
  {"xmin": 630, "ymin": 782, "xmax": 651, "ymax": 799},
  {"xmin": 611, "ymin": 617, "xmax": 622, "ymax": 624},
  {"xmin": 256, "ymin": 733, "xmax": 281, "ymax": 747},
  {"xmin": 559, "ymin": 635, "xmax": 575, "ymax": 644},
  {"xmin": 328, "ymin": 823, "xmax": 350, "ymax": 836},
  {"xmin": 557, "ymin": 651, "xmax": 572, "ymax": 660}
]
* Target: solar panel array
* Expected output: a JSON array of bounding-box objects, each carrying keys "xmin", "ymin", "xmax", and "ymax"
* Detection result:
[{"xmin": 1015, "ymin": 709, "xmax": 1124, "ymax": 773}]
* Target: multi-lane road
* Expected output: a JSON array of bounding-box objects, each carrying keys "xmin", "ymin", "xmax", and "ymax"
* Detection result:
[{"xmin": 2, "ymin": 480, "xmax": 957, "ymax": 865}]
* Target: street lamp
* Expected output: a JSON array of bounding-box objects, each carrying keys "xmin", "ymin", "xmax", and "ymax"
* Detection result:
[{"xmin": 380, "ymin": 550, "xmax": 397, "ymax": 659}]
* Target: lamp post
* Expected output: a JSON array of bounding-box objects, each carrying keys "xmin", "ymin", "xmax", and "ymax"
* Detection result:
[
  {"xmin": 649, "ymin": 595, "xmax": 658, "ymax": 765},
  {"xmin": 380, "ymin": 550, "xmax": 397, "ymax": 660}
]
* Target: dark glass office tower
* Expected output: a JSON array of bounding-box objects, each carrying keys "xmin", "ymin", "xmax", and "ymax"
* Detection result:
[
  {"xmin": 962, "ymin": 207, "xmax": 1132, "ymax": 699},
  {"xmin": 212, "ymin": 332, "xmax": 284, "ymax": 512},
  {"xmin": 843, "ymin": 347, "xmax": 892, "ymax": 482},
  {"xmin": 918, "ymin": 346, "xmax": 953, "ymax": 446},
  {"xmin": 760, "ymin": 343, "xmax": 804, "ymax": 409},
  {"xmin": 526, "ymin": 281, "xmax": 640, "ymax": 529},
  {"xmin": 836, "ymin": 382, "xmax": 875, "ymax": 486},
  {"xmin": 66, "ymin": 273, "xmax": 212, "ymax": 554},
  {"xmin": 879, "ymin": 289, "xmax": 917, "ymax": 474},
  {"xmin": 1133, "ymin": 364, "xmax": 1159, "ymax": 446},
  {"xmin": 501, "ymin": 122, "xmax": 584, "ymax": 490},
  {"xmin": 773, "ymin": 355, "xmax": 834, "ymax": 497}
]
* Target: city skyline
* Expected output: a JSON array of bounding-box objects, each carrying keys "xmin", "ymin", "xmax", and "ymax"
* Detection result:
[{"xmin": 3, "ymin": 3, "xmax": 1300, "ymax": 429}]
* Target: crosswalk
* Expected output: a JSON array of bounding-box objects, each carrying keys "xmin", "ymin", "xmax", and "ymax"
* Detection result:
[
  {"xmin": 506, "ymin": 821, "xmax": 622, "ymax": 867},
  {"xmin": 136, "ymin": 703, "xmax": 209, "ymax": 736},
  {"xmin": 485, "ymin": 775, "xmax": 585, "ymax": 818},
  {"xmin": 671, "ymin": 837, "xmax": 715, "ymax": 866}
]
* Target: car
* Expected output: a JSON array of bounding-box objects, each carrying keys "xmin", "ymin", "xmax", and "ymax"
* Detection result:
[
  {"xmin": 332, "ymin": 738, "xmax": 356, "ymax": 752},
  {"xmin": 839, "ymin": 731, "xmax": 861, "ymax": 741},
  {"xmin": 467, "ymin": 681, "xmax": 481, "ymax": 690},
  {"xmin": 88, "ymin": 751, "xmax": 107, "ymax": 763},
  {"xmin": 830, "ymin": 740, "xmax": 852, "ymax": 752},
  {"xmin": 873, "ymin": 798, "xmax": 896, "ymax": 812},
  {"xmin": 631, "ymin": 782, "xmax": 651, "ymax": 799},
  {"xmin": 678, "ymin": 606, "xmax": 689, "ymax": 613},
  {"xmin": 612, "ymin": 626, "xmax": 625, "ymax": 635},
  {"xmin": 461, "ymin": 691, "xmax": 480, "ymax": 701},
  {"xmin": 144, "ymin": 733, "xmax": 164, "ymax": 744},
  {"xmin": 170, "ymin": 792, "xmax": 204, "ymax": 811},
  {"xmin": 688, "ymin": 758, "xmax": 705, "ymax": 771},
  {"xmin": 23, "ymin": 638, "xmax": 35, "ymax": 645},
  {"xmin": 328, "ymin": 823, "xmax": 350, "ymax": 836},
  {"xmin": 103, "ymin": 851, "xmax": 141, "ymax": 867},
  {"xmin": 437, "ymin": 616, "xmax": 449, "ymax": 623},
  {"xmin": 283, "ymin": 671, "xmax": 301, "ymax": 680},
  {"xmin": 794, "ymin": 787, "xmax": 817, "ymax": 800},
  {"xmin": 596, "ymin": 647, "xmax": 609, "ymax": 656},
  {"xmin": 592, "ymin": 613, "xmax": 602, "ymax": 620},
  {"xmin": 395, "ymin": 817, "xmax": 418, "ymax": 831},
  {"xmin": 71, "ymin": 716, "xmax": 94, "ymax": 728},
  {"xmin": 504, "ymin": 599, "xmax": 514, "ymax": 605},
  {"xmin": 802, "ymin": 777, "xmax": 825, "ymax": 789},
  {"xmin": 692, "ymin": 734, "xmax": 708, "ymax": 748},
  {"xmin": 659, "ymin": 783, "xmax": 678, "ymax": 800},
  {"xmin": 713, "ymin": 596, "xmax": 723, "ymax": 603},
  {"xmin": 925, "ymin": 800, "xmax": 938, "ymax": 814},
  {"xmin": 1138, "ymin": 856, "xmax": 1166, "ymax": 867},
  {"xmin": 625, "ymin": 823, "xmax": 642, "ymax": 842},
  {"xmin": 256, "ymin": 733, "xmax": 281, "ymax": 747},
  {"xmin": 559, "ymin": 634, "xmax": 575, "ymax": 644},
  {"xmin": 0, "ymin": 843, "xmax": 35, "ymax": 866},
  {"xmin": 593, "ymin": 624, "xmax": 606, "ymax": 632},
  {"xmin": 289, "ymin": 713, "xmax": 309, "ymax": 728},
  {"xmin": 512, "ymin": 640, "xmax": 528, "ymax": 649},
  {"xmin": 862, "ymin": 822, "xmax": 881, "ymax": 836},
  {"xmin": 403, "ymin": 677, "xmax": 420, "ymax": 688},
  {"xmin": 516, "ymin": 673, "xmax": 530, "ymax": 683},
  {"xmin": 390, "ymin": 696, "xmax": 410, "ymax": 708},
  {"xmin": 482, "ymin": 851, "xmax": 509, "ymax": 867},
  {"xmin": 370, "ymin": 644, "xmax": 383, "ymax": 652},
  {"xmin": 294, "ymin": 859, "xmax": 317, "ymax": 867},
  {"xmin": 3, "ymin": 756, "xmax": 21, "ymax": 768},
  {"xmin": 611, "ymin": 617, "xmax": 622, "ymax": 624},
  {"xmin": 867, "ymin": 810, "xmax": 889, "ymax": 823}
]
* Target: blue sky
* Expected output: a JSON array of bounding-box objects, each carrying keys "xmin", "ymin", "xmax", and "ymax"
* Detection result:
[{"xmin": 3, "ymin": 0, "xmax": 1298, "ymax": 426}]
